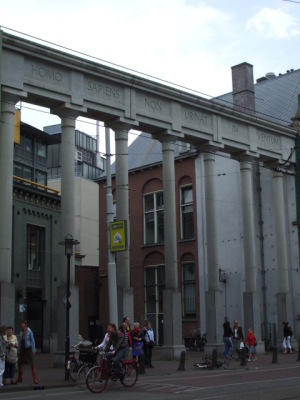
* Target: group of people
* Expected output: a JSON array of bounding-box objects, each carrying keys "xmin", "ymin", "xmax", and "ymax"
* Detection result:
[
  {"xmin": 94, "ymin": 317, "xmax": 155, "ymax": 378},
  {"xmin": 223, "ymin": 319, "xmax": 295, "ymax": 361},
  {"xmin": 0, "ymin": 320, "xmax": 38, "ymax": 388},
  {"xmin": 223, "ymin": 320, "xmax": 257, "ymax": 362}
]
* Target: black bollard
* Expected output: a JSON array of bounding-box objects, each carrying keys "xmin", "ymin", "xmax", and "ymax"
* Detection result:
[
  {"xmin": 212, "ymin": 349, "xmax": 218, "ymax": 368},
  {"xmin": 240, "ymin": 348, "xmax": 247, "ymax": 366},
  {"xmin": 178, "ymin": 350, "xmax": 186, "ymax": 371},
  {"xmin": 138, "ymin": 353, "xmax": 146, "ymax": 374},
  {"xmin": 272, "ymin": 346, "xmax": 278, "ymax": 364}
]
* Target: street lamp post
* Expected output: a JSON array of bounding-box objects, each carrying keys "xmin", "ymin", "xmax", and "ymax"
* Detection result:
[{"xmin": 59, "ymin": 234, "xmax": 80, "ymax": 380}]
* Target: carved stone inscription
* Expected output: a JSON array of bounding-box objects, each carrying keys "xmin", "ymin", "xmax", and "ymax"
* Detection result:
[
  {"xmin": 182, "ymin": 108, "xmax": 211, "ymax": 130},
  {"xmin": 257, "ymin": 131, "xmax": 280, "ymax": 149},
  {"xmin": 85, "ymin": 79, "xmax": 123, "ymax": 103},
  {"xmin": 144, "ymin": 97, "xmax": 162, "ymax": 112},
  {"xmin": 28, "ymin": 62, "xmax": 66, "ymax": 86},
  {"xmin": 222, "ymin": 120, "xmax": 248, "ymax": 143},
  {"xmin": 135, "ymin": 92, "xmax": 170, "ymax": 118}
]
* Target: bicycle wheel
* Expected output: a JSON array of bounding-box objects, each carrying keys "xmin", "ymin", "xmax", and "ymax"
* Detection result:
[
  {"xmin": 67, "ymin": 356, "xmax": 79, "ymax": 382},
  {"xmin": 121, "ymin": 364, "xmax": 138, "ymax": 387},
  {"xmin": 86, "ymin": 366, "xmax": 107, "ymax": 393},
  {"xmin": 77, "ymin": 363, "xmax": 90, "ymax": 390}
]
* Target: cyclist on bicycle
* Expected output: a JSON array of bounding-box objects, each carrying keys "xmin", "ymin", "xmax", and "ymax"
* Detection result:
[{"xmin": 104, "ymin": 323, "xmax": 127, "ymax": 380}]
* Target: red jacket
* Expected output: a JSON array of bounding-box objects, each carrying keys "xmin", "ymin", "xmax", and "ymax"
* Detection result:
[{"xmin": 244, "ymin": 332, "xmax": 255, "ymax": 346}]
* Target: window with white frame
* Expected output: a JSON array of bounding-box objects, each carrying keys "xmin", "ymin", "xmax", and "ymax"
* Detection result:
[
  {"xmin": 182, "ymin": 262, "xmax": 196, "ymax": 318},
  {"xmin": 145, "ymin": 265, "xmax": 165, "ymax": 344},
  {"xmin": 144, "ymin": 192, "xmax": 164, "ymax": 244},
  {"xmin": 180, "ymin": 186, "xmax": 194, "ymax": 239}
]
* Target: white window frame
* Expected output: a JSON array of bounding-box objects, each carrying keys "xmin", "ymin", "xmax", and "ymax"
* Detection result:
[
  {"xmin": 180, "ymin": 185, "xmax": 194, "ymax": 240},
  {"xmin": 143, "ymin": 191, "xmax": 164, "ymax": 244}
]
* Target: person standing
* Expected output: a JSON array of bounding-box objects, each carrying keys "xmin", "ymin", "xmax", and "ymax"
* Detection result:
[
  {"xmin": 14, "ymin": 320, "xmax": 38, "ymax": 384},
  {"xmin": 223, "ymin": 320, "xmax": 233, "ymax": 360},
  {"xmin": 232, "ymin": 320, "xmax": 244, "ymax": 360},
  {"xmin": 143, "ymin": 322, "xmax": 154, "ymax": 368},
  {"xmin": 3, "ymin": 326, "xmax": 18, "ymax": 385},
  {"xmin": 0, "ymin": 326, "xmax": 7, "ymax": 387},
  {"xmin": 131, "ymin": 322, "xmax": 143, "ymax": 360},
  {"xmin": 282, "ymin": 321, "xmax": 293, "ymax": 354},
  {"xmin": 119, "ymin": 318, "xmax": 132, "ymax": 359}
]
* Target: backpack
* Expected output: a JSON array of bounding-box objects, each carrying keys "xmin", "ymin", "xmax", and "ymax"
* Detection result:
[{"xmin": 254, "ymin": 336, "xmax": 257, "ymax": 347}]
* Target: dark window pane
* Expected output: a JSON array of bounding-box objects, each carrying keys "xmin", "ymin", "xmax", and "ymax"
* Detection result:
[{"xmin": 144, "ymin": 194, "xmax": 154, "ymax": 212}]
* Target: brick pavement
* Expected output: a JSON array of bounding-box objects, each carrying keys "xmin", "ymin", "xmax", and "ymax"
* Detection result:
[{"xmin": 2, "ymin": 348, "xmax": 298, "ymax": 392}]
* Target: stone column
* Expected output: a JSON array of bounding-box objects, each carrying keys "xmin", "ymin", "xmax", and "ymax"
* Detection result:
[
  {"xmin": 107, "ymin": 120, "xmax": 135, "ymax": 325},
  {"xmin": 240, "ymin": 162, "xmax": 262, "ymax": 352},
  {"xmin": 273, "ymin": 170, "xmax": 289, "ymax": 331},
  {"xmin": 55, "ymin": 111, "xmax": 79, "ymax": 361},
  {"xmin": 161, "ymin": 140, "xmax": 185, "ymax": 360},
  {"xmin": 203, "ymin": 152, "xmax": 223, "ymax": 354},
  {"xmin": 0, "ymin": 92, "xmax": 16, "ymax": 325}
]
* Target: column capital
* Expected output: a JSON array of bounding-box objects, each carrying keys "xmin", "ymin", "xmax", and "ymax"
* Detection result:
[
  {"xmin": 105, "ymin": 117, "xmax": 138, "ymax": 132},
  {"xmin": 154, "ymin": 129, "xmax": 184, "ymax": 143},
  {"xmin": 50, "ymin": 103, "xmax": 87, "ymax": 120},
  {"xmin": 1, "ymin": 88, "xmax": 28, "ymax": 105}
]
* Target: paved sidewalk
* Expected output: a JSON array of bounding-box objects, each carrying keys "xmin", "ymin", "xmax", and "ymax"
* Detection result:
[{"xmin": 2, "ymin": 348, "xmax": 298, "ymax": 392}]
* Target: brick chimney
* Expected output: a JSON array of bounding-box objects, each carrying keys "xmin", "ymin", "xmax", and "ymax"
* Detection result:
[{"xmin": 231, "ymin": 62, "xmax": 255, "ymax": 115}]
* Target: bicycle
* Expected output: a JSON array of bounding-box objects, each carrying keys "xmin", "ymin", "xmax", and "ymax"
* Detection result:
[
  {"xmin": 86, "ymin": 351, "xmax": 138, "ymax": 393},
  {"xmin": 65, "ymin": 338, "xmax": 97, "ymax": 383},
  {"xmin": 187, "ymin": 328, "xmax": 207, "ymax": 352},
  {"xmin": 76, "ymin": 349, "xmax": 99, "ymax": 390}
]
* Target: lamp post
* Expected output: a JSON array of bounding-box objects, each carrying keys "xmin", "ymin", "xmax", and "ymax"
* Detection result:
[{"xmin": 59, "ymin": 234, "xmax": 79, "ymax": 380}]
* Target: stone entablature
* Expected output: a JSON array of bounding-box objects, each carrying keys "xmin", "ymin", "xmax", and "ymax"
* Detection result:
[{"xmin": 1, "ymin": 31, "xmax": 296, "ymax": 167}]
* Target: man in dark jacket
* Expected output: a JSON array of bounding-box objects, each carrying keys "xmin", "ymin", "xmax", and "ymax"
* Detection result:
[{"xmin": 105, "ymin": 323, "xmax": 126, "ymax": 379}]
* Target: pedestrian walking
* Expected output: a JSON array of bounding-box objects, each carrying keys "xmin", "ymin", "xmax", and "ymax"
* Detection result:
[
  {"xmin": 232, "ymin": 320, "xmax": 244, "ymax": 360},
  {"xmin": 244, "ymin": 327, "xmax": 257, "ymax": 361},
  {"xmin": 223, "ymin": 320, "xmax": 233, "ymax": 360},
  {"xmin": 282, "ymin": 321, "xmax": 293, "ymax": 354},
  {"xmin": 13, "ymin": 320, "xmax": 38, "ymax": 384}
]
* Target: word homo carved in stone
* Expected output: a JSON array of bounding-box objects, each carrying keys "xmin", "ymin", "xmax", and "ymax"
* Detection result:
[
  {"xmin": 86, "ymin": 81, "xmax": 121, "ymax": 100},
  {"xmin": 31, "ymin": 64, "xmax": 63, "ymax": 83}
]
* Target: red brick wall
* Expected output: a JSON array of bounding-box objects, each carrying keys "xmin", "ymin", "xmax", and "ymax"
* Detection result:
[{"xmin": 98, "ymin": 155, "xmax": 201, "ymax": 339}]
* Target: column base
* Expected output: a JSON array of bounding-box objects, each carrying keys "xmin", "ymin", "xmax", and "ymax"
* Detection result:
[{"xmin": 160, "ymin": 345, "xmax": 186, "ymax": 361}]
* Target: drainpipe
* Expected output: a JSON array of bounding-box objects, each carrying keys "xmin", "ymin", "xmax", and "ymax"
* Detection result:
[{"xmin": 256, "ymin": 161, "xmax": 269, "ymax": 349}]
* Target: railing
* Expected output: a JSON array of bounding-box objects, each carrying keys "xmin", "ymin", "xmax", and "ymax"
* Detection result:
[{"xmin": 13, "ymin": 175, "xmax": 60, "ymax": 195}]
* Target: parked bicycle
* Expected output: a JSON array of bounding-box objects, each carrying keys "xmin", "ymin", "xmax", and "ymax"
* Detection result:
[
  {"xmin": 86, "ymin": 351, "xmax": 138, "ymax": 393},
  {"xmin": 65, "ymin": 337, "xmax": 98, "ymax": 383},
  {"xmin": 187, "ymin": 328, "xmax": 207, "ymax": 352}
]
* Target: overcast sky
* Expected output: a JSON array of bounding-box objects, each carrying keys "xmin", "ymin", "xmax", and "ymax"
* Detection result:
[{"xmin": 1, "ymin": 0, "xmax": 300, "ymax": 150}]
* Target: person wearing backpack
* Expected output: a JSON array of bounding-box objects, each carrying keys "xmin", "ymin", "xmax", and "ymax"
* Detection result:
[
  {"xmin": 283, "ymin": 321, "xmax": 293, "ymax": 354},
  {"xmin": 244, "ymin": 327, "xmax": 257, "ymax": 362}
]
